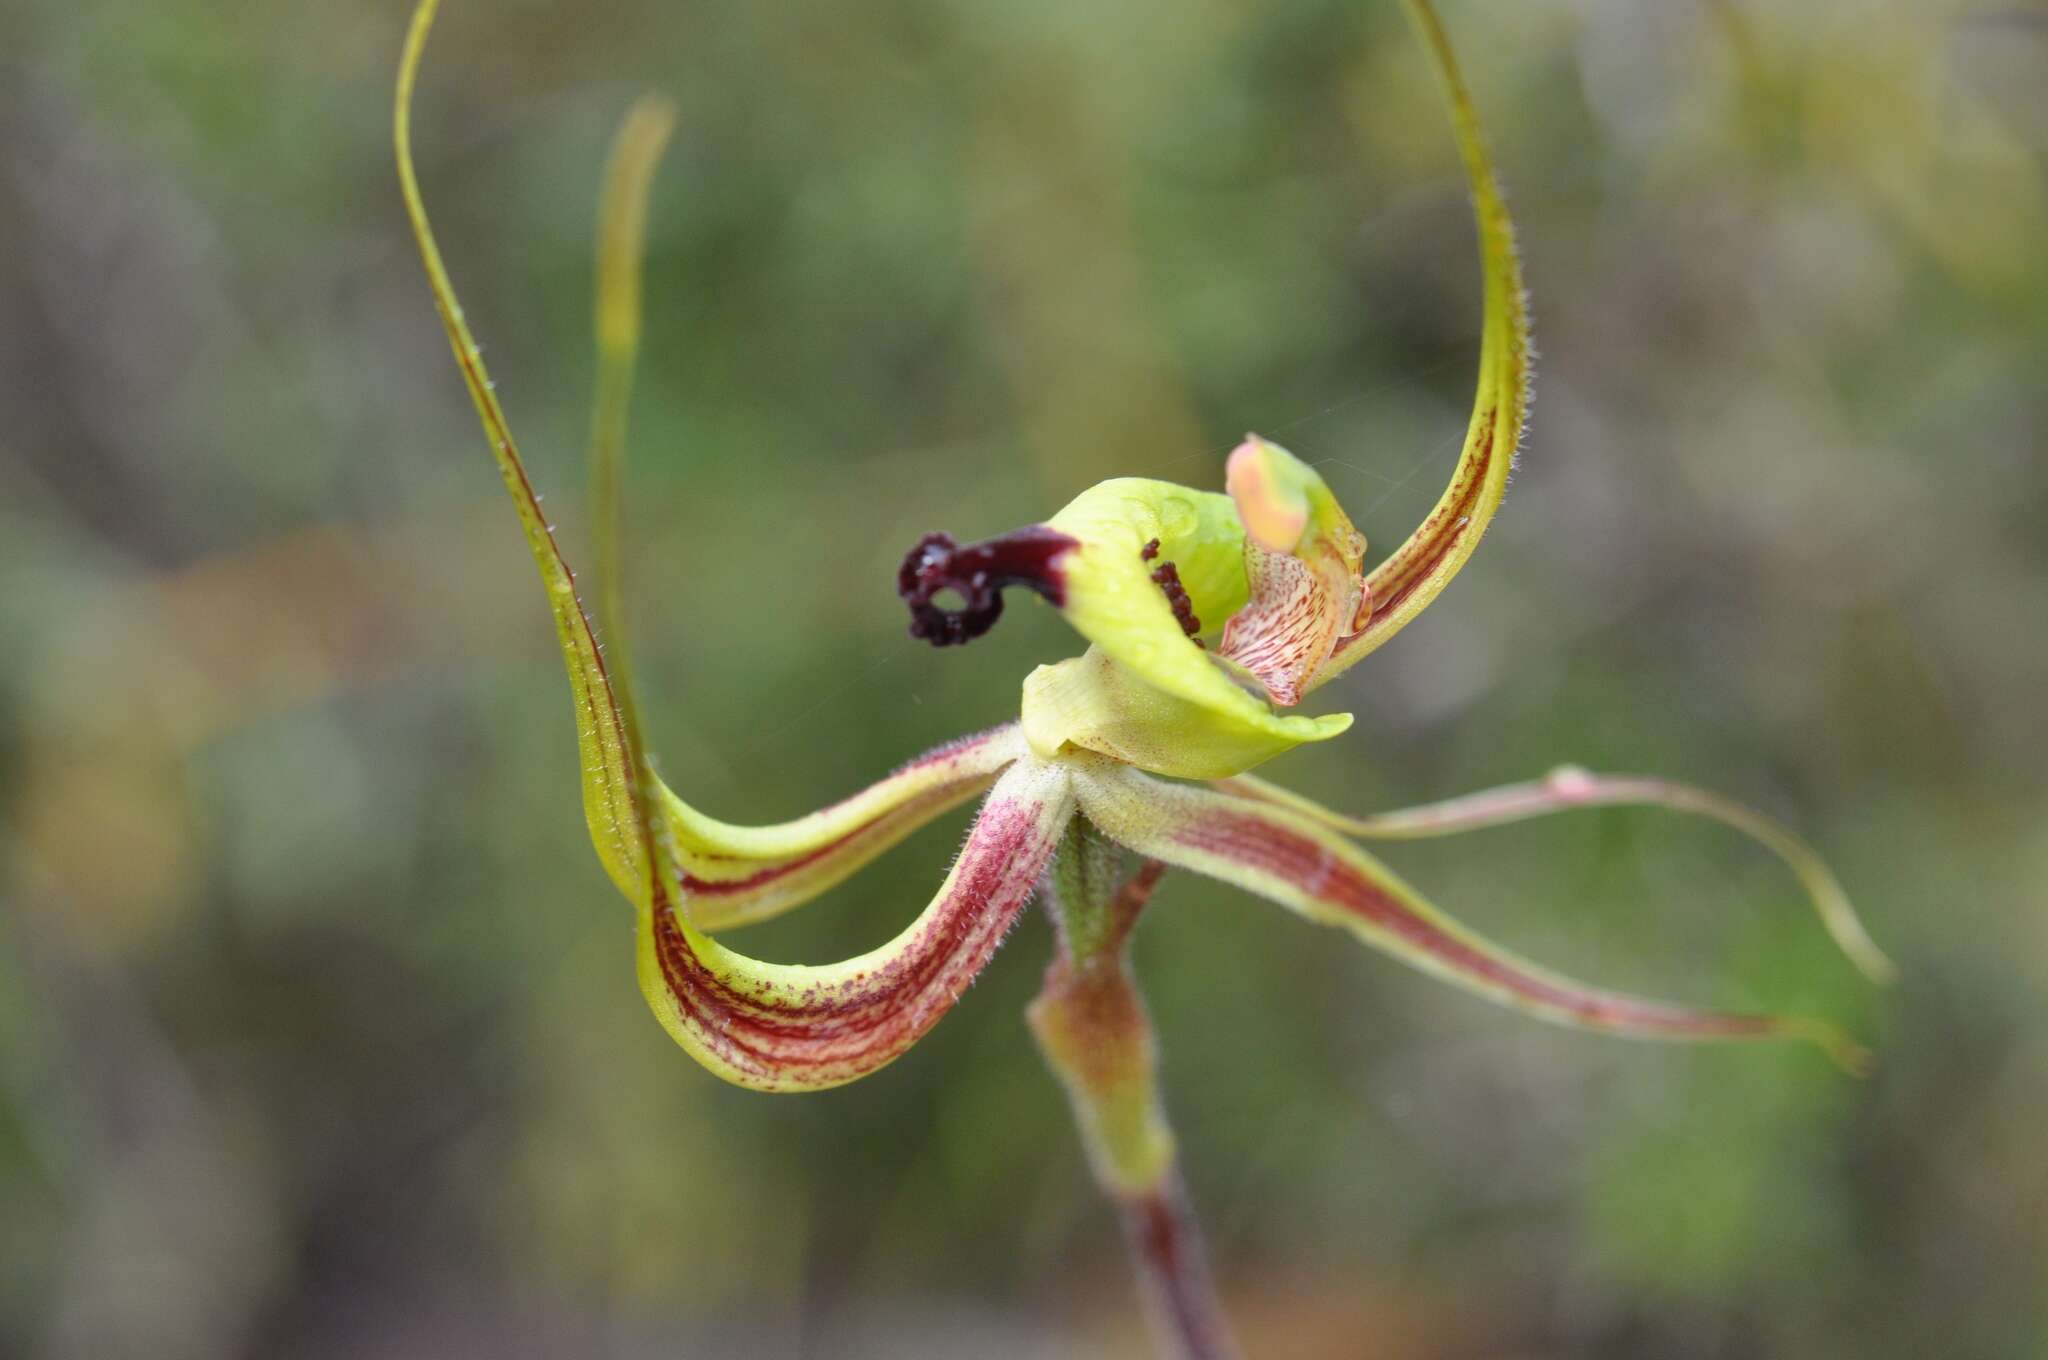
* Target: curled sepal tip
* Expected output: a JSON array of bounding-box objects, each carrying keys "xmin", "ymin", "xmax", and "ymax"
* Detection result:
[{"xmin": 1074, "ymin": 760, "xmax": 1871, "ymax": 1076}]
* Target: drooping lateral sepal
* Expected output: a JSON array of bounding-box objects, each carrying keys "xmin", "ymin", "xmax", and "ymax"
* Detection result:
[
  {"xmin": 1214, "ymin": 765, "xmax": 1894, "ymax": 984},
  {"xmin": 1071, "ymin": 758, "xmax": 1870, "ymax": 1072}
]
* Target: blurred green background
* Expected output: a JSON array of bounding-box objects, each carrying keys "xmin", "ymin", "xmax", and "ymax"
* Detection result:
[{"xmin": 3, "ymin": 0, "xmax": 2045, "ymax": 1356}]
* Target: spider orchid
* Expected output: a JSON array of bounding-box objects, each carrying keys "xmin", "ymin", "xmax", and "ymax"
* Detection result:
[{"xmin": 396, "ymin": 0, "xmax": 1888, "ymax": 1353}]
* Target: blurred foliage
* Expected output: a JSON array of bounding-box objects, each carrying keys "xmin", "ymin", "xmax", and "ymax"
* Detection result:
[{"xmin": 3, "ymin": 0, "xmax": 2045, "ymax": 1356}]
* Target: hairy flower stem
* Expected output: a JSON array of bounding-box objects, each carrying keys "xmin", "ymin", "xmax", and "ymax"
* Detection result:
[{"xmin": 1029, "ymin": 820, "xmax": 1243, "ymax": 1360}]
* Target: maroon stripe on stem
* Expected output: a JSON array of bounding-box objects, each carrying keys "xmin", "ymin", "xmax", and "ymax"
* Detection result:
[{"xmin": 1120, "ymin": 1172, "xmax": 1243, "ymax": 1360}]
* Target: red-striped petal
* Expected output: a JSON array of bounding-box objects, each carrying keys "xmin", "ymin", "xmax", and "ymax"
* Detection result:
[
  {"xmin": 638, "ymin": 757, "xmax": 1075, "ymax": 1090},
  {"xmin": 660, "ymin": 724, "xmax": 1028, "ymax": 930}
]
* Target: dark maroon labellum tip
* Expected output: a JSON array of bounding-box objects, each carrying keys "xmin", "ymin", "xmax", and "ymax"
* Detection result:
[{"xmin": 897, "ymin": 526, "xmax": 1079, "ymax": 647}]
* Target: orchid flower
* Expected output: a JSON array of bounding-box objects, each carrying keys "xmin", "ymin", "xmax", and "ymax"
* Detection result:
[{"xmin": 396, "ymin": 1, "xmax": 1888, "ymax": 1353}]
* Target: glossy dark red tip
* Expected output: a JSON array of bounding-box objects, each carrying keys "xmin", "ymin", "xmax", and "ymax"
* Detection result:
[{"xmin": 897, "ymin": 526, "xmax": 1079, "ymax": 647}]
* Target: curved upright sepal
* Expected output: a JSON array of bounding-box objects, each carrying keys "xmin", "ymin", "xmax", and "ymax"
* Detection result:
[
  {"xmin": 588, "ymin": 95, "xmax": 676, "ymax": 761},
  {"xmin": 401, "ymin": 1, "xmax": 1027, "ymax": 937},
  {"xmin": 576, "ymin": 85, "xmax": 1030, "ymax": 927},
  {"xmin": 1073, "ymin": 759, "xmax": 1870, "ymax": 1073},
  {"xmin": 397, "ymin": 0, "xmax": 645, "ymax": 890},
  {"xmin": 912, "ymin": 0, "xmax": 1536, "ymax": 762},
  {"xmin": 1215, "ymin": 766, "xmax": 1895, "ymax": 984},
  {"xmin": 401, "ymin": 0, "xmax": 1071, "ymax": 1092},
  {"xmin": 1315, "ymin": 0, "xmax": 1531, "ymax": 686}
]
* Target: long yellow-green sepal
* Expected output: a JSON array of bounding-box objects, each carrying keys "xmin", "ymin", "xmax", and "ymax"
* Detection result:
[
  {"xmin": 402, "ymin": 0, "xmax": 1073, "ymax": 1092},
  {"xmin": 402, "ymin": 2, "xmax": 1025, "ymax": 935},
  {"xmin": 1215, "ymin": 767, "xmax": 1895, "ymax": 985},
  {"xmin": 1072, "ymin": 759, "xmax": 1870, "ymax": 1073},
  {"xmin": 640, "ymin": 756, "xmax": 1075, "ymax": 1091},
  {"xmin": 1314, "ymin": 0, "xmax": 1530, "ymax": 687},
  {"xmin": 397, "ymin": 0, "xmax": 644, "ymax": 888},
  {"xmin": 572, "ymin": 97, "xmax": 1021, "ymax": 928},
  {"xmin": 588, "ymin": 95, "xmax": 675, "ymax": 762}
]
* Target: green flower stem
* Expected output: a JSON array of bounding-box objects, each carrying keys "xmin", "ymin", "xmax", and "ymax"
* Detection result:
[{"xmin": 1028, "ymin": 819, "xmax": 1242, "ymax": 1360}]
